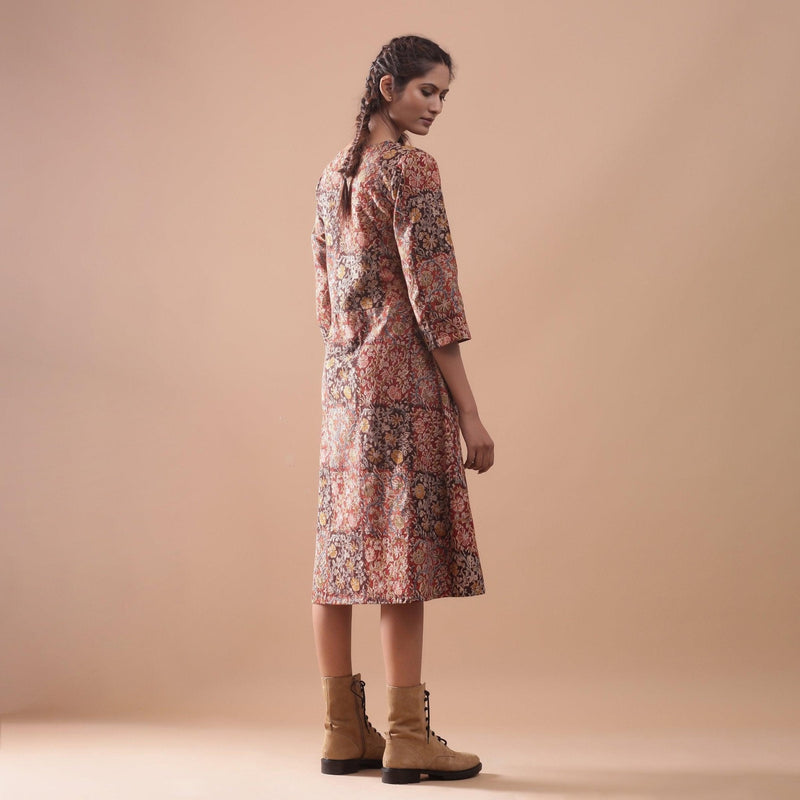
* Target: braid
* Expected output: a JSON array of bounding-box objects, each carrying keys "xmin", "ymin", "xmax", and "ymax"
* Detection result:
[
  {"xmin": 338, "ymin": 68, "xmax": 381, "ymax": 219},
  {"xmin": 337, "ymin": 36, "xmax": 454, "ymax": 220}
]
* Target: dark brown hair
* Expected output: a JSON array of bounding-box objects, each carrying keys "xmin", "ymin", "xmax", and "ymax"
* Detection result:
[{"xmin": 337, "ymin": 35, "xmax": 454, "ymax": 220}]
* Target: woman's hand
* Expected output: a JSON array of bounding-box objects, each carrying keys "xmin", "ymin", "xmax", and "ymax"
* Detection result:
[{"xmin": 458, "ymin": 409, "xmax": 494, "ymax": 474}]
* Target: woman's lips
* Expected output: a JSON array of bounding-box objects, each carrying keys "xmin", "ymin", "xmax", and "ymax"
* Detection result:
[{"xmin": 421, "ymin": 118, "xmax": 433, "ymax": 125}]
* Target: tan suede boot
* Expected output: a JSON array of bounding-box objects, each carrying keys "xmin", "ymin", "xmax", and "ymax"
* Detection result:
[
  {"xmin": 382, "ymin": 683, "xmax": 482, "ymax": 784},
  {"xmin": 320, "ymin": 673, "xmax": 385, "ymax": 774}
]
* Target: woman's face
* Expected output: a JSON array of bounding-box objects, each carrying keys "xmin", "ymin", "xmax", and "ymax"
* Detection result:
[{"xmin": 385, "ymin": 62, "xmax": 451, "ymax": 137}]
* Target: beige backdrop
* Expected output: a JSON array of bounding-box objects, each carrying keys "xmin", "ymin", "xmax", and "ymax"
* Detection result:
[{"xmin": 2, "ymin": 0, "xmax": 798, "ymax": 732}]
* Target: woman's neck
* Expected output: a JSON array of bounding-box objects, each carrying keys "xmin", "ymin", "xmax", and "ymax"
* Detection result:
[{"xmin": 365, "ymin": 114, "xmax": 402, "ymax": 147}]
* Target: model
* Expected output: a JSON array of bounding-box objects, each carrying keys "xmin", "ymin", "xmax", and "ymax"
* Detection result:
[{"xmin": 310, "ymin": 34, "xmax": 494, "ymax": 784}]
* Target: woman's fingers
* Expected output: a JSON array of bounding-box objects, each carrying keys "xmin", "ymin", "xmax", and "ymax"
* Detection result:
[
  {"xmin": 464, "ymin": 446, "xmax": 476, "ymax": 470},
  {"xmin": 459, "ymin": 414, "xmax": 494, "ymax": 473},
  {"xmin": 464, "ymin": 442, "xmax": 494, "ymax": 473}
]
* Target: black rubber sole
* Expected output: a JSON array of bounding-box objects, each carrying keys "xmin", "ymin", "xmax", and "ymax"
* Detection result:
[
  {"xmin": 321, "ymin": 757, "xmax": 383, "ymax": 775},
  {"xmin": 382, "ymin": 762, "xmax": 483, "ymax": 784}
]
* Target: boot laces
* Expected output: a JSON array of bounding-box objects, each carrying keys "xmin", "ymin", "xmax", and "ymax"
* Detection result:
[
  {"xmin": 355, "ymin": 679, "xmax": 379, "ymax": 735},
  {"xmin": 423, "ymin": 689, "xmax": 448, "ymax": 746}
]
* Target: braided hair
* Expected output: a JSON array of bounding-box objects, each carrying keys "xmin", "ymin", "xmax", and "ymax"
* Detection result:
[{"xmin": 337, "ymin": 35, "xmax": 454, "ymax": 220}]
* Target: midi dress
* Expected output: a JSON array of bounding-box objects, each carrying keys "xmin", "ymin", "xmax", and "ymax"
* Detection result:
[{"xmin": 311, "ymin": 140, "xmax": 485, "ymax": 604}]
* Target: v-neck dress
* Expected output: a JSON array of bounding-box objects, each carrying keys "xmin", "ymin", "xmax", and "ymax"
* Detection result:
[{"xmin": 311, "ymin": 140, "xmax": 485, "ymax": 604}]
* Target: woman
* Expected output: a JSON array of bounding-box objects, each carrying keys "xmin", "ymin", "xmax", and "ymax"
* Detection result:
[{"xmin": 310, "ymin": 35, "xmax": 494, "ymax": 784}]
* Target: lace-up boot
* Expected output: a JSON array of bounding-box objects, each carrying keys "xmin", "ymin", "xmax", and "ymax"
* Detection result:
[
  {"xmin": 320, "ymin": 673, "xmax": 385, "ymax": 774},
  {"xmin": 382, "ymin": 683, "xmax": 482, "ymax": 783}
]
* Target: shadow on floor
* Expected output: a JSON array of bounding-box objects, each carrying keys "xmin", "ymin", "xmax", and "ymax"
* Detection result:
[{"xmin": 397, "ymin": 769, "xmax": 800, "ymax": 797}]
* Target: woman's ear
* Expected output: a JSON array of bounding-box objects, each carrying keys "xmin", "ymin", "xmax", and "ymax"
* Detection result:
[{"xmin": 379, "ymin": 74, "xmax": 394, "ymax": 102}]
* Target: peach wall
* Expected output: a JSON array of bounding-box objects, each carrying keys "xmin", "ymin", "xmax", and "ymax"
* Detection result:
[{"xmin": 2, "ymin": 0, "xmax": 798, "ymax": 723}]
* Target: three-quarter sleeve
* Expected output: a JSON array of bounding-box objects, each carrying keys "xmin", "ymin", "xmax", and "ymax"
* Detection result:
[
  {"xmin": 392, "ymin": 149, "xmax": 471, "ymax": 351},
  {"xmin": 311, "ymin": 183, "xmax": 331, "ymax": 339}
]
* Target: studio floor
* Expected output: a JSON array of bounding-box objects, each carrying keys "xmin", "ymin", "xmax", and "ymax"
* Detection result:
[{"xmin": 2, "ymin": 717, "xmax": 799, "ymax": 799}]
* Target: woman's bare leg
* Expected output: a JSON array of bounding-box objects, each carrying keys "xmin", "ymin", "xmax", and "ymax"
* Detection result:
[
  {"xmin": 380, "ymin": 601, "xmax": 424, "ymax": 686},
  {"xmin": 312, "ymin": 603, "xmax": 353, "ymax": 676}
]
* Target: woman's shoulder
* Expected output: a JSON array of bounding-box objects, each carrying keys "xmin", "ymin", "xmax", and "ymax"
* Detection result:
[
  {"xmin": 389, "ymin": 142, "xmax": 438, "ymax": 167},
  {"xmin": 388, "ymin": 144, "xmax": 442, "ymax": 192},
  {"xmin": 315, "ymin": 145, "xmax": 349, "ymax": 193},
  {"xmin": 320, "ymin": 144, "xmax": 350, "ymax": 176}
]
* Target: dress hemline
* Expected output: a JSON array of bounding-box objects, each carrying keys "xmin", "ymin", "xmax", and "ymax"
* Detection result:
[{"xmin": 311, "ymin": 588, "xmax": 486, "ymax": 605}]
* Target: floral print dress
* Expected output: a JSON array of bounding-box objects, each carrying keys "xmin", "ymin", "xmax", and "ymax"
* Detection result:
[{"xmin": 311, "ymin": 140, "xmax": 485, "ymax": 604}]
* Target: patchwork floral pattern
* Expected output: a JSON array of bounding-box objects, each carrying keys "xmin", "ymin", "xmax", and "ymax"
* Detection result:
[{"xmin": 311, "ymin": 141, "xmax": 485, "ymax": 604}]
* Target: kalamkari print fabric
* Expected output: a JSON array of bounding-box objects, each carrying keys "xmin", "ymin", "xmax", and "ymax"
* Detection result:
[{"xmin": 311, "ymin": 141, "xmax": 485, "ymax": 604}]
